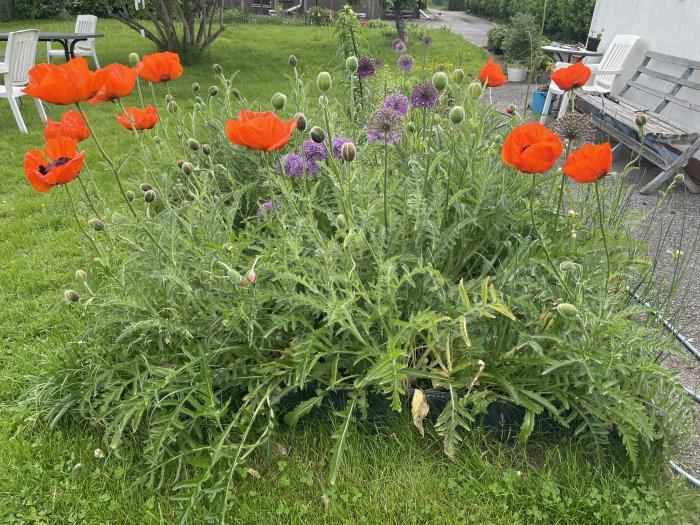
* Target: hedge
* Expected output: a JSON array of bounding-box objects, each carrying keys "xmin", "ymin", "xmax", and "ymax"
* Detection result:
[
  {"xmin": 2, "ymin": 0, "xmax": 110, "ymax": 20},
  {"xmin": 464, "ymin": 0, "xmax": 597, "ymax": 43}
]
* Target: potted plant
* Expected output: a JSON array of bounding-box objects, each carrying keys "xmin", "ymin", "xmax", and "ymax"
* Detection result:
[
  {"xmin": 487, "ymin": 25, "xmax": 508, "ymax": 55},
  {"xmin": 586, "ymin": 29, "xmax": 604, "ymax": 51},
  {"xmin": 503, "ymin": 13, "xmax": 539, "ymax": 82}
]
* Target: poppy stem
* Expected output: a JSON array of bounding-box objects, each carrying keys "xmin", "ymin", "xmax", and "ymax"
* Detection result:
[
  {"xmin": 553, "ymin": 139, "xmax": 572, "ymax": 236},
  {"xmin": 594, "ymin": 181, "xmax": 611, "ymax": 286},
  {"xmin": 136, "ymin": 77, "xmax": 145, "ymax": 108},
  {"xmin": 64, "ymin": 184, "xmax": 102, "ymax": 257},
  {"xmin": 76, "ymin": 174, "xmax": 102, "ymax": 221}
]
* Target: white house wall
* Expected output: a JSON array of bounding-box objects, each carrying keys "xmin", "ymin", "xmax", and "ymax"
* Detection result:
[{"xmin": 589, "ymin": 0, "xmax": 700, "ymax": 132}]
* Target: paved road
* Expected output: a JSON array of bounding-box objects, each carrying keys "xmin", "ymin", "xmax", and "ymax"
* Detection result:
[{"xmin": 418, "ymin": 9, "xmax": 494, "ymax": 47}]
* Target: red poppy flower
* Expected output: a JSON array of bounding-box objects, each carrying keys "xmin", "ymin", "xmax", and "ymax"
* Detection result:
[
  {"xmin": 24, "ymin": 137, "xmax": 85, "ymax": 192},
  {"xmin": 23, "ymin": 57, "xmax": 98, "ymax": 105},
  {"xmin": 135, "ymin": 52, "xmax": 184, "ymax": 83},
  {"xmin": 502, "ymin": 122, "xmax": 564, "ymax": 174},
  {"xmin": 89, "ymin": 63, "xmax": 138, "ymax": 105},
  {"xmin": 550, "ymin": 61, "xmax": 592, "ymax": 91},
  {"xmin": 116, "ymin": 105, "xmax": 159, "ymax": 131},
  {"xmin": 479, "ymin": 58, "xmax": 507, "ymax": 88},
  {"xmin": 562, "ymin": 142, "xmax": 613, "ymax": 184},
  {"xmin": 44, "ymin": 110, "xmax": 90, "ymax": 142},
  {"xmin": 225, "ymin": 110, "xmax": 297, "ymax": 152}
]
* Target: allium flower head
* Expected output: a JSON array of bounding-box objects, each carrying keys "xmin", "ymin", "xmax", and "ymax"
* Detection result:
[
  {"xmin": 367, "ymin": 107, "xmax": 403, "ymax": 144},
  {"xmin": 332, "ymin": 137, "xmax": 353, "ymax": 159},
  {"xmin": 301, "ymin": 139, "xmax": 327, "ymax": 163},
  {"xmin": 411, "ymin": 80, "xmax": 439, "ymax": 109},
  {"xmin": 422, "ymin": 35, "xmax": 432, "ymax": 48},
  {"xmin": 549, "ymin": 112, "xmax": 596, "ymax": 147},
  {"xmin": 397, "ymin": 54, "xmax": 414, "ymax": 72},
  {"xmin": 357, "ymin": 56, "xmax": 376, "ymax": 78},
  {"xmin": 279, "ymin": 152, "xmax": 305, "ymax": 178},
  {"xmin": 392, "ymin": 39, "xmax": 407, "ymax": 53},
  {"xmin": 382, "ymin": 92, "xmax": 409, "ymax": 116},
  {"xmin": 257, "ymin": 201, "xmax": 281, "ymax": 219}
]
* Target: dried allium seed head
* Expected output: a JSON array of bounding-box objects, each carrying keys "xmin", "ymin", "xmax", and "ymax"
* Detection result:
[
  {"xmin": 64, "ymin": 289, "xmax": 80, "ymax": 302},
  {"xmin": 88, "ymin": 218, "xmax": 105, "ymax": 231},
  {"xmin": 144, "ymin": 189, "xmax": 157, "ymax": 203}
]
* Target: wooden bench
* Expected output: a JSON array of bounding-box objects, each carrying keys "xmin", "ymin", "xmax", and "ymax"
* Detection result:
[{"xmin": 578, "ymin": 51, "xmax": 700, "ymax": 194}]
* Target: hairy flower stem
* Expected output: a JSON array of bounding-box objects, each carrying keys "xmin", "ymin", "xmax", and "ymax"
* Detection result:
[
  {"xmin": 76, "ymin": 174, "xmax": 102, "ymax": 221},
  {"xmin": 383, "ymin": 135, "xmax": 389, "ymax": 236},
  {"xmin": 552, "ymin": 139, "xmax": 572, "ymax": 236},
  {"xmin": 594, "ymin": 181, "xmax": 611, "ymax": 287},
  {"xmin": 65, "ymin": 185, "xmax": 102, "ymax": 257},
  {"xmin": 136, "ymin": 77, "xmax": 145, "ymax": 108}
]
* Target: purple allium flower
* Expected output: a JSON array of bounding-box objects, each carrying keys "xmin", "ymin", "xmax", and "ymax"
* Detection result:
[
  {"xmin": 366, "ymin": 107, "xmax": 403, "ymax": 144},
  {"xmin": 382, "ymin": 92, "xmax": 409, "ymax": 116},
  {"xmin": 257, "ymin": 201, "xmax": 281, "ymax": 219},
  {"xmin": 280, "ymin": 152, "xmax": 305, "ymax": 178},
  {"xmin": 392, "ymin": 38, "xmax": 407, "ymax": 53},
  {"xmin": 397, "ymin": 54, "xmax": 414, "ymax": 72},
  {"xmin": 357, "ymin": 56, "xmax": 376, "ymax": 78},
  {"xmin": 332, "ymin": 136, "xmax": 353, "ymax": 159},
  {"xmin": 373, "ymin": 57, "xmax": 384, "ymax": 69},
  {"xmin": 301, "ymin": 139, "xmax": 327, "ymax": 163},
  {"xmin": 411, "ymin": 80, "xmax": 439, "ymax": 109},
  {"xmin": 422, "ymin": 35, "xmax": 432, "ymax": 48}
]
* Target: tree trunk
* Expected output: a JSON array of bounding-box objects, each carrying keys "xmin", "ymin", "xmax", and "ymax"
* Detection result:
[{"xmin": 393, "ymin": 4, "xmax": 406, "ymax": 42}]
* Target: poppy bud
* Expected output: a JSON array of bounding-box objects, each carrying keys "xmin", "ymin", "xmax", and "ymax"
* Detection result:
[
  {"xmin": 674, "ymin": 173, "xmax": 684, "ymax": 183},
  {"xmin": 407, "ymin": 121, "xmax": 416, "ymax": 133},
  {"xmin": 88, "ymin": 218, "xmax": 105, "ymax": 231},
  {"xmin": 140, "ymin": 183, "xmax": 152, "ymax": 192},
  {"xmin": 310, "ymin": 126, "xmax": 325, "ymax": 143},
  {"xmin": 343, "ymin": 231, "xmax": 362, "ymax": 251},
  {"xmin": 192, "ymin": 82, "xmax": 200, "ymax": 92},
  {"xmin": 208, "ymin": 86, "xmax": 218, "ymax": 97},
  {"xmin": 153, "ymin": 136, "xmax": 162, "ymax": 145},
  {"xmin": 506, "ymin": 104, "xmax": 517, "ymax": 115},
  {"xmin": 318, "ymin": 95, "xmax": 328, "ymax": 108},
  {"xmin": 213, "ymin": 63, "xmax": 224, "ymax": 74},
  {"xmin": 176, "ymin": 159, "xmax": 185, "ymax": 168},
  {"xmin": 202, "ymin": 144, "xmax": 211, "ymax": 156},
  {"xmin": 225, "ymin": 79, "xmax": 231, "ymax": 88},
  {"xmin": 165, "ymin": 94, "xmax": 173, "ymax": 103},
  {"xmin": 144, "ymin": 189, "xmax": 157, "ymax": 203},
  {"xmin": 187, "ymin": 138, "xmax": 200, "ymax": 151},
  {"xmin": 64, "ymin": 289, "xmax": 80, "ymax": 302},
  {"xmin": 316, "ymin": 71, "xmax": 332, "ymax": 92},
  {"xmin": 240, "ymin": 278, "xmax": 248, "ymax": 287},
  {"xmin": 232, "ymin": 88, "xmax": 241, "ymax": 99},
  {"xmin": 227, "ymin": 269, "xmax": 242, "ymax": 283},
  {"xmin": 341, "ymin": 142, "xmax": 356, "ymax": 162},
  {"xmin": 346, "ymin": 56, "xmax": 358, "ymax": 72},
  {"xmin": 635, "ymin": 112, "xmax": 647, "ymax": 127},
  {"xmin": 75, "ymin": 270, "xmax": 87, "ymax": 282},
  {"xmin": 167, "ymin": 100, "xmax": 178, "ymax": 114},
  {"xmin": 194, "ymin": 96, "xmax": 204, "ymax": 105},
  {"xmin": 125, "ymin": 190, "xmax": 135, "ymax": 201},
  {"xmin": 223, "ymin": 243, "xmax": 234, "ymax": 252},
  {"xmin": 432, "ymin": 71, "xmax": 449, "ymax": 91},
  {"xmin": 247, "ymin": 270, "xmax": 256, "ymax": 283},
  {"xmin": 467, "ymin": 82, "xmax": 483, "ymax": 99},
  {"xmin": 449, "ymin": 106, "xmax": 465, "ymax": 124},
  {"xmin": 567, "ymin": 209, "xmax": 577, "ymax": 218},
  {"xmin": 296, "ymin": 113, "xmax": 307, "ymax": 131},
  {"xmin": 181, "ymin": 162, "xmax": 194, "ymax": 176},
  {"xmin": 556, "ymin": 303, "xmax": 578, "ymax": 319},
  {"xmin": 129, "ymin": 52, "xmax": 140, "ymax": 66},
  {"xmin": 452, "ymin": 68, "xmax": 465, "ymax": 83},
  {"xmin": 271, "ymin": 92, "xmax": 287, "ymax": 110},
  {"xmin": 288, "ymin": 55, "xmax": 298, "ymax": 67},
  {"xmin": 336, "ymin": 214, "xmax": 347, "ymax": 229},
  {"xmin": 559, "ymin": 261, "xmax": 577, "ymax": 272},
  {"xmin": 194, "ymin": 102, "xmax": 202, "ymax": 112}
]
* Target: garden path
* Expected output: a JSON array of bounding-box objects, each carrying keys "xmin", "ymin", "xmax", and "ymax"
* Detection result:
[{"xmin": 418, "ymin": 9, "xmax": 493, "ymax": 48}]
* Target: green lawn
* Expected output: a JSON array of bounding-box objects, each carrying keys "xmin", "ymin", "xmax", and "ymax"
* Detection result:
[{"xmin": 0, "ymin": 18, "xmax": 697, "ymax": 524}]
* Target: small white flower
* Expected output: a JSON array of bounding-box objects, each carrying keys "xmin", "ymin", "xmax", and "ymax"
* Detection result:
[{"xmin": 94, "ymin": 448, "xmax": 105, "ymax": 459}]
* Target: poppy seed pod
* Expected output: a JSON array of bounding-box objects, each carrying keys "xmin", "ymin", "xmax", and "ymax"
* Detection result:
[
  {"xmin": 271, "ymin": 92, "xmax": 287, "ymax": 110},
  {"xmin": 202, "ymin": 144, "xmax": 211, "ymax": 156},
  {"xmin": 310, "ymin": 126, "xmax": 325, "ymax": 143},
  {"xmin": 295, "ymin": 113, "xmax": 307, "ymax": 131},
  {"xmin": 467, "ymin": 82, "xmax": 483, "ymax": 99},
  {"xmin": 452, "ymin": 68, "xmax": 465, "ymax": 83},
  {"xmin": 556, "ymin": 303, "xmax": 579, "ymax": 319},
  {"xmin": 181, "ymin": 162, "xmax": 194, "ymax": 176},
  {"xmin": 139, "ymin": 183, "xmax": 152, "ymax": 192},
  {"xmin": 341, "ymin": 142, "xmax": 356, "ymax": 162},
  {"xmin": 64, "ymin": 289, "xmax": 80, "ymax": 302},
  {"xmin": 187, "ymin": 138, "xmax": 200, "ymax": 151},
  {"xmin": 208, "ymin": 86, "xmax": 218, "ymax": 97},
  {"xmin": 125, "ymin": 190, "xmax": 135, "ymax": 201},
  {"xmin": 449, "ymin": 106, "xmax": 465, "ymax": 124},
  {"xmin": 213, "ymin": 63, "xmax": 223, "ymax": 74},
  {"xmin": 192, "ymin": 82, "xmax": 200, "ymax": 92},
  {"xmin": 75, "ymin": 270, "xmax": 87, "ymax": 282},
  {"xmin": 144, "ymin": 189, "xmax": 157, "ymax": 203},
  {"xmin": 88, "ymin": 218, "xmax": 105, "ymax": 231},
  {"xmin": 346, "ymin": 56, "xmax": 358, "ymax": 73},
  {"xmin": 288, "ymin": 55, "xmax": 298, "ymax": 67},
  {"xmin": 128, "ymin": 52, "xmax": 140, "ymax": 66},
  {"xmin": 316, "ymin": 71, "xmax": 332, "ymax": 92},
  {"xmin": 336, "ymin": 214, "xmax": 347, "ymax": 229},
  {"xmin": 167, "ymin": 100, "xmax": 178, "ymax": 114},
  {"xmin": 432, "ymin": 71, "xmax": 449, "ymax": 91},
  {"xmin": 247, "ymin": 270, "xmax": 256, "ymax": 283}
]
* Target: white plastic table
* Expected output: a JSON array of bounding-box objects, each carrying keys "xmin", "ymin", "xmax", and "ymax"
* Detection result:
[
  {"xmin": 0, "ymin": 62, "xmax": 6, "ymax": 74},
  {"xmin": 541, "ymin": 45, "xmax": 604, "ymax": 63}
]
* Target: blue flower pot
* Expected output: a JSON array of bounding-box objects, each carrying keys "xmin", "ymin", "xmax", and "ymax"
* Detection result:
[{"xmin": 532, "ymin": 90, "xmax": 555, "ymax": 116}]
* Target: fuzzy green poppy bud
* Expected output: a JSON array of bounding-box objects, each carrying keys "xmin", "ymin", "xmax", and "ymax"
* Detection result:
[
  {"xmin": 318, "ymin": 95, "xmax": 328, "ymax": 107},
  {"xmin": 343, "ymin": 231, "xmax": 362, "ymax": 251},
  {"xmin": 336, "ymin": 214, "xmax": 347, "ymax": 229},
  {"xmin": 449, "ymin": 106, "xmax": 465, "ymax": 124},
  {"xmin": 559, "ymin": 261, "xmax": 578, "ymax": 273},
  {"xmin": 213, "ymin": 63, "xmax": 223, "ymax": 74},
  {"xmin": 144, "ymin": 189, "xmax": 157, "ymax": 203},
  {"xmin": 139, "ymin": 183, "xmax": 152, "ymax": 192},
  {"xmin": 247, "ymin": 270, "xmax": 256, "ymax": 283},
  {"xmin": 88, "ymin": 218, "xmax": 105, "ymax": 231},
  {"xmin": 192, "ymin": 82, "xmax": 200, "ymax": 92},
  {"xmin": 64, "ymin": 289, "xmax": 80, "ymax": 302},
  {"xmin": 128, "ymin": 52, "xmax": 140, "ymax": 66},
  {"xmin": 288, "ymin": 55, "xmax": 298, "ymax": 67},
  {"xmin": 271, "ymin": 92, "xmax": 287, "ymax": 110},
  {"xmin": 232, "ymin": 88, "xmax": 241, "ymax": 99},
  {"xmin": 202, "ymin": 144, "xmax": 211, "ymax": 156},
  {"xmin": 181, "ymin": 162, "xmax": 194, "ymax": 176},
  {"xmin": 346, "ymin": 56, "xmax": 358, "ymax": 73},
  {"xmin": 165, "ymin": 94, "xmax": 173, "ymax": 103},
  {"xmin": 467, "ymin": 82, "xmax": 483, "ymax": 99},
  {"xmin": 452, "ymin": 68, "xmax": 465, "ymax": 83},
  {"xmin": 556, "ymin": 303, "xmax": 578, "ymax": 319},
  {"xmin": 506, "ymin": 104, "xmax": 517, "ymax": 115},
  {"xmin": 316, "ymin": 71, "xmax": 332, "ymax": 92},
  {"xmin": 635, "ymin": 112, "xmax": 647, "ymax": 127},
  {"xmin": 432, "ymin": 71, "xmax": 449, "ymax": 91},
  {"xmin": 153, "ymin": 135, "xmax": 162, "ymax": 145},
  {"xmin": 194, "ymin": 102, "xmax": 202, "ymax": 112},
  {"xmin": 208, "ymin": 86, "xmax": 218, "ymax": 97},
  {"xmin": 310, "ymin": 126, "xmax": 325, "ymax": 143},
  {"xmin": 75, "ymin": 270, "xmax": 87, "ymax": 282},
  {"xmin": 187, "ymin": 138, "xmax": 200, "ymax": 151},
  {"xmin": 407, "ymin": 121, "xmax": 416, "ymax": 133},
  {"xmin": 227, "ymin": 269, "xmax": 242, "ymax": 283},
  {"xmin": 223, "ymin": 242, "xmax": 233, "ymax": 252},
  {"xmin": 674, "ymin": 173, "xmax": 684, "ymax": 183},
  {"xmin": 194, "ymin": 96, "xmax": 204, "ymax": 105},
  {"xmin": 295, "ymin": 113, "xmax": 307, "ymax": 131},
  {"xmin": 125, "ymin": 189, "xmax": 135, "ymax": 201},
  {"xmin": 167, "ymin": 100, "xmax": 178, "ymax": 114},
  {"xmin": 341, "ymin": 142, "xmax": 356, "ymax": 162}
]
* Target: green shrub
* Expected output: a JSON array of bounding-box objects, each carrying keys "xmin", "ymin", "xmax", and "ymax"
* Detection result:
[
  {"xmin": 222, "ymin": 8, "xmax": 249, "ymax": 25},
  {"xmin": 447, "ymin": 0, "xmax": 465, "ymax": 11}
]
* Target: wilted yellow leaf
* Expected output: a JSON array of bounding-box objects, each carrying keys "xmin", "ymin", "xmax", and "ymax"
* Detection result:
[
  {"xmin": 411, "ymin": 389, "xmax": 430, "ymax": 438},
  {"xmin": 247, "ymin": 468, "xmax": 260, "ymax": 479}
]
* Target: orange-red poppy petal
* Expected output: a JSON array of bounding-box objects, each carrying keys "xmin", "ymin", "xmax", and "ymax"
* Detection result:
[
  {"xmin": 89, "ymin": 63, "xmax": 138, "ymax": 105},
  {"xmin": 479, "ymin": 58, "xmax": 507, "ymax": 88},
  {"xmin": 44, "ymin": 110, "xmax": 90, "ymax": 142},
  {"xmin": 550, "ymin": 61, "xmax": 592, "ymax": 91},
  {"xmin": 46, "ymin": 152, "xmax": 85, "ymax": 185},
  {"xmin": 24, "ymin": 150, "xmax": 53, "ymax": 192},
  {"xmin": 562, "ymin": 142, "xmax": 613, "ymax": 183},
  {"xmin": 135, "ymin": 52, "xmax": 184, "ymax": 83},
  {"xmin": 225, "ymin": 110, "xmax": 296, "ymax": 152},
  {"xmin": 502, "ymin": 122, "xmax": 564, "ymax": 174},
  {"xmin": 116, "ymin": 105, "xmax": 159, "ymax": 130},
  {"xmin": 23, "ymin": 57, "xmax": 97, "ymax": 105},
  {"xmin": 45, "ymin": 137, "xmax": 79, "ymax": 161}
]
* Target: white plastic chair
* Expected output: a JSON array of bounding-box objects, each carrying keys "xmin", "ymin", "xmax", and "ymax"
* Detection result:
[
  {"xmin": 1, "ymin": 29, "xmax": 46, "ymax": 134},
  {"xmin": 47, "ymin": 15, "xmax": 100, "ymax": 67},
  {"xmin": 540, "ymin": 34, "xmax": 641, "ymax": 124}
]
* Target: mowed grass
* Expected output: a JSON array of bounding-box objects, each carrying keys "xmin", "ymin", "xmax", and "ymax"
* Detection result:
[{"xmin": 0, "ymin": 18, "xmax": 697, "ymax": 524}]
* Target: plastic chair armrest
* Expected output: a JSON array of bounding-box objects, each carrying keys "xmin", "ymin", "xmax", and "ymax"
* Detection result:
[{"xmin": 590, "ymin": 69, "xmax": 623, "ymax": 76}]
